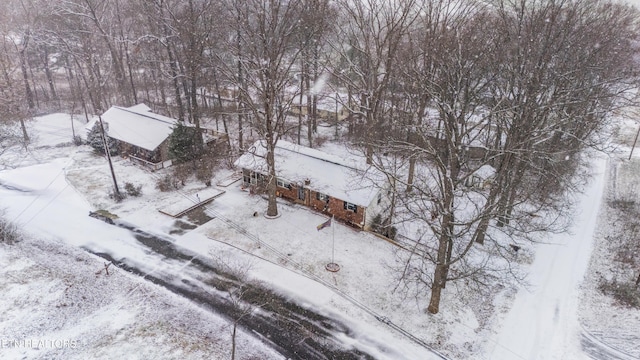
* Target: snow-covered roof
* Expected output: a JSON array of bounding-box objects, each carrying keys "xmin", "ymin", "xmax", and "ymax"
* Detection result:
[
  {"xmin": 100, "ymin": 104, "xmax": 178, "ymax": 151},
  {"xmin": 126, "ymin": 103, "xmax": 152, "ymax": 113},
  {"xmin": 473, "ymin": 164, "xmax": 496, "ymax": 179},
  {"xmin": 235, "ymin": 140, "xmax": 384, "ymax": 207},
  {"xmin": 291, "ymin": 93, "xmax": 346, "ymax": 112}
]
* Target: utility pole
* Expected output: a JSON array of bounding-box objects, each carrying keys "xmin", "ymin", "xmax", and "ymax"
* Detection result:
[
  {"xmin": 335, "ymin": 92, "xmax": 339, "ymax": 140},
  {"xmin": 98, "ymin": 115, "xmax": 121, "ymax": 199},
  {"xmin": 629, "ymin": 123, "xmax": 640, "ymax": 160}
]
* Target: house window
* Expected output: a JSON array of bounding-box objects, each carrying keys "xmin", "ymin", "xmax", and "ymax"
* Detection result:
[
  {"xmin": 276, "ymin": 178, "xmax": 290, "ymax": 189},
  {"xmin": 250, "ymin": 171, "xmax": 258, "ymax": 185},
  {"xmin": 344, "ymin": 201, "xmax": 357, "ymax": 212},
  {"xmin": 316, "ymin": 192, "xmax": 329, "ymax": 202},
  {"xmin": 276, "ymin": 178, "xmax": 289, "ymax": 188},
  {"xmin": 242, "ymin": 169, "xmax": 251, "ymax": 184}
]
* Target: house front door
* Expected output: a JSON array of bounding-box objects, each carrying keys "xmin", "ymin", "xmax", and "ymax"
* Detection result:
[{"xmin": 298, "ymin": 186, "xmax": 305, "ymax": 202}]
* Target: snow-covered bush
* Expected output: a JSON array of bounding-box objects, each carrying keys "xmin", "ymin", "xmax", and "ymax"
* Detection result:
[
  {"xmin": 0, "ymin": 212, "xmax": 20, "ymax": 244},
  {"xmin": 370, "ymin": 213, "xmax": 397, "ymax": 239},
  {"xmin": 598, "ymin": 280, "xmax": 640, "ymax": 309},
  {"xmin": 155, "ymin": 174, "xmax": 182, "ymax": 192},
  {"xmin": 600, "ymin": 193, "xmax": 640, "ymax": 309},
  {"xmin": 314, "ymin": 135, "xmax": 330, "ymax": 147},
  {"xmin": 195, "ymin": 158, "xmax": 215, "ymax": 187},
  {"xmin": 124, "ymin": 182, "xmax": 143, "ymax": 197},
  {"xmin": 73, "ymin": 135, "xmax": 83, "ymax": 146},
  {"xmin": 173, "ymin": 162, "xmax": 192, "ymax": 186}
]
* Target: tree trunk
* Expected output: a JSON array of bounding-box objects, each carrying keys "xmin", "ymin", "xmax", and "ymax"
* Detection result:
[
  {"xmin": 263, "ymin": 68, "xmax": 280, "ymax": 218},
  {"xmin": 164, "ymin": 37, "xmax": 184, "ymax": 122},
  {"xmin": 312, "ymin": 45, "xmax": 319, "ymax": 133},
  {"xmin": 82, "ymin": 51, "xmax": 103, "ymax": 113},
  {"xmin": 151, "ymin": 50, "xmax": 169, "ymax": 114},
  {"xmin": 124, "ymin": 43, "xmax": 138, "ymax": 104},
  {"xmin": 231, "ymin": 322, "xmax": 237, "ymax": 360},
  {"xmin": 189, "ymin": 68, "xmax": 203, "ymax": 152},
  {"xmin": 428, "ymin": 186, "xmax": 455, "ymax": 313},
  {"xmin": 42, "ymin": 47, "xmax": 58, "ymax": 104},
  {"xmin": 19, "ymin": 118, "xmax": 29, "ymax": 145},
  {"xmin": 474, "ymin": 216, "xmax": 489, "ymax": 245},
  {"xmin": 406, "ymin": 157, "xmax": 415, "ymax": 192},
  {"xmin": 298, "ymin": 58, "xmax": 305, "ymax": 145},
  {"xmin": 28, "ymin": 57, "xmax": 40, "ymax": 107},
  {"xmin": 265, "ymin": 146, "xmax": 279, "ymax": 217},
  {"xmin": 365, "ymin": 143, "xmax": 374, "ymax": 165},
  {"xmin": 428, "ymin": 239, "xmax": 449, "ymax": 314},
  {"xmin": 442, "ymin": 237, "xmax": 453, "ymax": 289},
  {"xmin": 72, "ymin": 65, "xmax": 90, "ymax": 123},
  {"xmin": 212, "ymin": 71, "xmax": 232, "ymax": 150},
  {"xmin": 18, "ymin": 44, "xmax": 35, "ymax": 110},
  {"xmin": 236, "ymin": 20, "xmax": 244, "ymax": 152},
  {"xmin": 473, "ymin": 184, "xmax": 502, "ymax": 244},
  {"xmin": 178, "ymin": 58, "xmax": 190, "ymax": 116},
  {"xmin": 306, "ymin": 60, "xmax": 313, "ymax": 148},
  {"xmin": 364, "ymin": 93, "xmax": 373, "ymax": 165},
  {"xmin": 88, "ymin": 1, "xmax": 128, "ymax": 105}
]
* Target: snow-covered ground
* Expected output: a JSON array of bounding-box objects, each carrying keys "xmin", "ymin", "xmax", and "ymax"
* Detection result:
[
  {"xmin": 1, "ymin": 113, "xmax": 639, "ymax": 359},
  {"xmin": 1, "ymin": 115, "xmax": 444, "ymax": 359},
  {"xmin": 578, "ymin": 144, "xmax": 640, "ymax": 358},
  {"xmin": 0, "ymin": 234, "xmax": 282, "ymax": 360},
  {"xmin": 485, "ymin": 157, "xmax": 607, "ymax": 360}
]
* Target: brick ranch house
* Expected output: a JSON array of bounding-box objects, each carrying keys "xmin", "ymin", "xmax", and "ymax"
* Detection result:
[
  {"xmin": 88, "ymin": 104, "xmax": 227, "ymax": 170},
  {"xmin": 235, "ymin": 140, "xmax": 390, "ymax": 230}
]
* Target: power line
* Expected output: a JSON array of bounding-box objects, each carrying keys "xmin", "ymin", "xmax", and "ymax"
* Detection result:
[
  {"xmin": 10, "ymin": 168, "xmax": 66, "ymax": 223},
  {"xmin": 203, "ymin": 205, "xmax": 450, "ymax": 359},
  {"xmin": 23, "ymin": 184, "xmax": 70, "ymax": 226},
  {"xmin": 70, "ymin": 157, "xmax": 527, "ymax": 359},
  {"xmin": 131, "ymin": 167, "xmax": 449, "ymax": 357}
]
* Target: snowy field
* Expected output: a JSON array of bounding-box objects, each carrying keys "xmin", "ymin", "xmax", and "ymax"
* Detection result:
[
  {"xmin": 1, "ymin": 113, "xmax": 639, "ymax": 359},
  {"xmin": 0, "ymin": 235, "xmax": 282, "ymax": 360}
]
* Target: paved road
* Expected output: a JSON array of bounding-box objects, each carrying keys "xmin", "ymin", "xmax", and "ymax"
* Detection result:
[
  {"xmin": 581, "ymin": 327, "xmax": 640, "ymax": 360},
  {"xmin": 87, "ymin": 220, "xmax": 382, "ymax": 360}
]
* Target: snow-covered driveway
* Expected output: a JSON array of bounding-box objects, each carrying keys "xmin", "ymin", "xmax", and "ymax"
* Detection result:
[{"xmin": 486, "ymin": 157, "xmax": 607, "ymax": 360}]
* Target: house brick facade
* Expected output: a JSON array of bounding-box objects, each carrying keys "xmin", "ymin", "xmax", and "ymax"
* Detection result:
[{"xmin": 242, "ymin": 170, "xmax": 368, "ymax": 228}]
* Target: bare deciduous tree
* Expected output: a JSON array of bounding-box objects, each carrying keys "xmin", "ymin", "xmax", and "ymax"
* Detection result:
[
  {"xmin": 221, "ymin": 0, "xmax": 305, "ymax": 217},
  {"xmin": 332, "ymin": 0, "xmax": 419, "ymax": 164},
  {"xmin": 375, "ymin": 0, "xmax": 640, "ymax": 314}
]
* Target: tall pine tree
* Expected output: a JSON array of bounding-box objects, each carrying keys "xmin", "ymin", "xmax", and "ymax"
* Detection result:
[
  {"xmin": 87, "ymin": 122, "xmax": 118, "ymax": 155},
  {"xmin": 168, "ymin": 122, "xmax": 199, "ymax": 163}
]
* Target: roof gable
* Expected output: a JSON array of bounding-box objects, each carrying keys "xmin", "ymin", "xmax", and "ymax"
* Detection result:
[{"xmin": 100, "ymin": 104, "xmax": 177, "ymax": 151}]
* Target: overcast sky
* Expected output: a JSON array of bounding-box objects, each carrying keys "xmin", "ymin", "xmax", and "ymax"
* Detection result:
[{"xmin": 624, "ymin": 0, "xmax": 640, "ymax": 8}]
